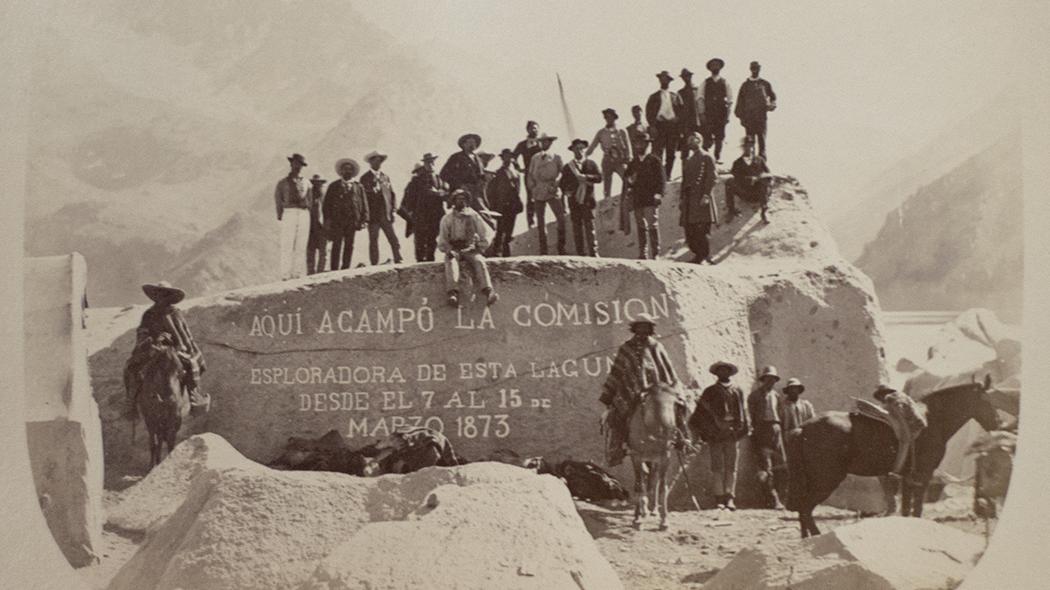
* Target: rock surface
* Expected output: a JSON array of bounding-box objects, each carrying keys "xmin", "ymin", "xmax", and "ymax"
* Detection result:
[
  {"xmin": 703, "ymin": 516, "xmax": 984, "ymax": 590},
  {"xmin": 108, "ymin": 456, "xmax": 619, "ymax": 590}
]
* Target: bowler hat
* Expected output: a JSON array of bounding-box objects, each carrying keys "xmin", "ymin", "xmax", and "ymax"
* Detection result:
[
  {"xmin": 364, "ymin": 150, "xmax": 387, "ymax": 164},
  {"xmin": 458, "ymin": 133, "xmax": 482, "ymax": 149},
  {"xmin": 759, "ymin": 365, "xmax": 781, "ymax": 382},
  {"xmin": 629, "ymin": 313, "xmax": 657, "ymax": 329},
  {"xmin": 287, "ymin": 153, "xmax": 307, "ymax": 166},
  {"xmin": 602, "ymin": 108, "xmax": 619, "ymax": 120},
  {"xmin": 750, "ymin": 61, "xmax": 761, "ymax": 69},
  {"xmin": 656, "ymin": 70, "xmax": 674, "ymax": 80},
  {"xmin": 873, "ymin": 384, "xmax": 897, "ymax": 401},
  {"xmin": 334, "ymin": 158, "xmax": 360, "ymax": 177},
  {"xmin": 680, "ymin": 67, "xmax": 695, "ymax": 77},
  {"xmin": 706, "ymin": 58, "xmax": 725, "ymax": 72},
  {"xmin": 783, "ymin": 378, "xmax": 805, "ymax": 393},
  {"xmin": 422, "ymin": 152, "xmax": 439, "ymax": 162},
  {"xmin": 569, "ymin": 138, "xmax": 589, "ymax": 150},
  {"xmin": 709, "ymin": 361, "xmax": 738, "ymax": 376},
  {"xmin": 142, "ymin": 281, "xmax": 185, "ymax": 304},
  {"xmin": 309, "ymin": 174, "xmax": 326, "ymax": 184},
  {"xmin": 499, "ymin": 148, "xmax": 514, "ymax": 158}
]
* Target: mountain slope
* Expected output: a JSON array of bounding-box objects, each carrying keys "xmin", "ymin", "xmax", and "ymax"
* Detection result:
[{"xmin": 855, "ymin": 134, "xmax": 1022, "ymax": 321}]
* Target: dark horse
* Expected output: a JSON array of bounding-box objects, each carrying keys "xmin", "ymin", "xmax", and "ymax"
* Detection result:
[
  {"xmin": 136, "ymin": 337, "xmax": 190, "ymax": 469},
  {"xmin": 786, "ymin": 378, "xmax": 1001, "ymax": 537}
]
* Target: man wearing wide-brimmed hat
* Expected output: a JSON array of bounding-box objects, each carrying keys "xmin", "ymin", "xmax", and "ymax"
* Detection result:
[
  {"xmin": 585, "ymin": 108, "xmax": 632, "ymax": 203},
  {"xmin": 699, "ymin": 58, "xmax": 733, "ymax": 164},
  {"xmin": 560, "ymin": 138, "xmax": 603, "ymax": 257},
  {"xmin": 526, "ymin": 133, "xmax": 566, "ymax": 255},
  {"xmin": 361, "ymin": 151, "xmax": 402, "ymax": 266},
  {"xmin": 274, "ymin": 153, "xmax": 312, "ymax": 279},
  {"xmin": 679, "ymin": 133, "xmax": 718, "ymax": 264},
  {"xmin": 324, "ymin": 158, "xmax": 369, "ymax": 270},
  {"xmin": 600, "ymin": 313, "xmax": 689, "ymax": 467},
  {"xmin": 780, "ymin": 378, "xmax": 815, "ymax": 433},
  {"xmin": 694, "ymin": 360, "xmax": 750, "ymax": 510},
  {"xmin": 644, "ymin": 70, "xmax": 684, "ymax": 177},
  {"xmin": 441, "ymin": 133, "xmax": 487, "ymax": 206},
  {"xmin": 306, "ymin": 174, "xmax": 328, "ymax": 274},
  {"xmin": 401, "ymin": 153, "xmax": 449, "ymax": 262},
  {"xmin": 748, "ymin": 365, "xmax": 787, "ymax": 509},
  {"xmin": 123, "ymin": 281, "xmax": 208, "ymax": 420},
  {"xmin": 487, "ymin": 148, "xmax": 523, "ymax": 257},
  {"xmin": 437, "ymin": 189, "xmax": 498, "ymax": 308},
  {"xmin": 624, "ymin": 133, "xmax": 666, "ymax": 259}
]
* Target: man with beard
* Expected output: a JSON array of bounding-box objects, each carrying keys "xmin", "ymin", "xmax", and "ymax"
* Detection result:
[
  {"xmin": 401, "ymin": 153, "xmax": 449, "ymax": 262},
  {"xmin": 644, "ymin": 70, "xmax": 683, "ymax": 177},
  {"xmin": 324, "ymin": 158, "xmax": 369, "ymax": 270},
  {"xmin": 437, "ymin": 189, "xmax": 498, "ymax": 307},
  {"xmin": 512, "ymin": 121, "xmax": 543, "ymax": 227},
  {"xmin": 560, "ymin": 138, "xmax": 603, "ymax": 257},
  {"xmin": 700, "ymin": 58, "xmax": 733, "ymax": 164},
  {"xmin": 361, "ymin": 151, "xmax": 402, "ymax": 265}
]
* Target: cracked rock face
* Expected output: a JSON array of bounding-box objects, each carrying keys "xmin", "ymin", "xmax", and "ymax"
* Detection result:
[{"xmin": 89, "ymin": 177, "xmax": 889, "ymax": 509}]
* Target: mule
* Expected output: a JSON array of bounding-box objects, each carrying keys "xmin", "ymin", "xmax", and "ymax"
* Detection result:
[
  {"xmin": 786, "ymin": 379, "xmax": 1002, "ymax": 538},
  {"xmin": 627, "ymin": 383, "xmax": 679, "ymax": 530},
  {"xmin": 136, "ymin": 338, "xmax": 190, "ymax": 470}
]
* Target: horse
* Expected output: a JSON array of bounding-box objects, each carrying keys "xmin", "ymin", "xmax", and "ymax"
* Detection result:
[
  {"xmin": 785, "ymin": 379, "xmax": 1002, "ymax": 538},
  {"xmin": 136, "ymin": 338, "xmax": 190, "ymax": 470},
  {"xmin": 627, "ymin": 383, "xmax": 679, "ymax": 530}
]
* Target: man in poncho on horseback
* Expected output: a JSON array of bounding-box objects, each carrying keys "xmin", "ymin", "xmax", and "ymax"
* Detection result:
[
  {"xmin": 123, "ymin": 281, "xmax": 209, "ymax": 421},
  {"xmin": 599, "ymin": 313, "xmax": 690, "ymax": 467}
]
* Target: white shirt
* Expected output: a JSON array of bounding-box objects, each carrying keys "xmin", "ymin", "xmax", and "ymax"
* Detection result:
[{"xmin": 657, "ymin": 89, "xmax": 675, "ymax": 121}]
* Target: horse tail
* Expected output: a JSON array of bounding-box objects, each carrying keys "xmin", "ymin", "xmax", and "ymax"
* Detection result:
[{"xmin": 784, "ymin": 426, "xmax": 807, "ymax": 512}]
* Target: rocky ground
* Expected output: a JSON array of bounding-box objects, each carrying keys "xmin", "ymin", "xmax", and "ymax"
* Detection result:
[{"xmin": 76, "ymin": 480, "xmax": 991, "ymax": 590}]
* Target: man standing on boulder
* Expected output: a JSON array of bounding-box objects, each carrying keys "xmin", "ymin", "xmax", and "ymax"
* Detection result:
[
  {"xmin": 274, "ymin": 153, "xmax": 312, "ymax": 280},
  {"xmin": 526, "ymin": 133, "xmax": 566, "ymax": 255},
  {"xmin": 726, "ymin": 137, "xmax": 772, "ymax": 223},
  {"xmin": 361, "ymin": 151, "xmax": 402, "ymax": 265},
  {"xmin": 645, "ymin": 70, "xmax": 683, "ymax": 177},
  {"xmin": 585, "ymin": 108, "xmax": 632, "ymax": 204},
  {"xmin": 324, "ymin": 158, "xmax": 369, "ymax": 270},
  {"xmin": 560, "ymin": 138, "xmax": 603, "ymax": 257},
  {"xmin": 624, "ymin": 134, "xmax": 666, "ymax": 259},
  {"xmin": 401, "ymin": 153, "xmax": 449, "ymax": 262},
  {"xmin": 437, "ymin": 189, "xmax": 498, "ymax": 307},
  {"xmin": 679, "ymin": 134, "xmax": 718, "ymax": 264},
  {"xmin": 677, "ymin": 68, "xmax": 703, "ymax": 162},
  {"xmin": 599, "ymin": 314, "xmax": 690, "ymax": 467},
  {"xmin": 487, "ymin": 149, "xmax": 523, "ymax": 257},
  {"xmin": 695, "ymin": 361, "xmax": 750, "ymax": 510},
  {"xmin": 735, "ymin": 61, "xmax": 777, "ymax": 160},
  {"xmin": 748, "ymin": 366, "xmax": 787, "ymax": 509},
  {"xmin": 306, "ymin": 174, "xmax": 328, "ymax": 275},
  {"xmin": 512, "ymin": 121, "xmax": 544, "ymax": 228},
  {"xmin": 699, "ymin": 58, "xmax": 733, "ymax": 164}
]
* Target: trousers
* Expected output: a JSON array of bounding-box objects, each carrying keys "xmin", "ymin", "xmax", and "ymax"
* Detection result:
[
  {"xmin": 742, "ymin": 118, "xmax": 768, "ymax": 159},
  {"xmin": 306, "ymin": 231, "xmax": 327, "ymax": 275},
  {"xmin": 414, "ymin": 226, "xmax": 439, "ymax": 262},
  {"xmin": 708, "ymin": 439, "xmax": 740, "ymax": 497},
  {"xmin": 491, "ymin": 212, "xmax": 518, "ymax": 257},
  {"xmin": 601, "ymin": 155, "xmax": 627, "ymax": 200},
  {"xmin": 535, "ymin": 198, "xmax": 567, "ymax": 255},
  {"xmin": 368, "ymin": 219, "xmax": 403, "ymax": 265},
  {"xmin": 652, "ymin": 120, "xmax": 679, "ymax": 177},
  {"xmin": 569, "ymin": 202, "xmax": 598, "ymax": 257},
  {"xmin": 634, "ymin": 206, "xmax": 660, "ymax": 259},
  {"xmin": 445, "ymin": 250, "xmax": 492, "ymax": 293},
  {"xmin": 279, "ymin": 209, "xmax": 310, "ymax": 279},
  {"xmin": 329, "ymin": 225, "xmax": 358, "ymax": 270},
  {"xmin": 684, "ymin": 222, "xmax": 713, "ymax": 261}
]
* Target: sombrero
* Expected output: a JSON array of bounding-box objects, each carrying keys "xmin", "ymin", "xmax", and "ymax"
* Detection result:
[
  {"xmin": 334, "ymin": 158, "xmax": 360, "ymax": 177},
  {"xmin": 709, "ymin": 361, "xmax": 738, "ymax": 376},
  {"xmin": 628, "ymin": 312, "xmax": 657, "ymax": 329},
  {"xmin": 142, "ymin": 281, "xmax": 185, "ymax": 304},
  {"xmin": 458, "ymin": 133, "xmax": 482, "ymax": 149},
  {"xmin": 364, "ymin": 150, "xmax": 388, "ymax": 164}
]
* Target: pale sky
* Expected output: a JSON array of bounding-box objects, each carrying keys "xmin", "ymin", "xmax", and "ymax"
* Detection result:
[{"xmin": 362, "ymin": 0, "xmax": 1029, "ymax": 216}]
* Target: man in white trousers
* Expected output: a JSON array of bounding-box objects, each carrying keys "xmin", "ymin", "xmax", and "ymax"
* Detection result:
[{"xmin": 274, "ymin": 153, "xmax": 312, "ymax": 279}]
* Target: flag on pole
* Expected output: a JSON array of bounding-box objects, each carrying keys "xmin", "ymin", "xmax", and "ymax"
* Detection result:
[{"xmin": 557, "ymin": 73, "xmax": 576, "ymax": 139}]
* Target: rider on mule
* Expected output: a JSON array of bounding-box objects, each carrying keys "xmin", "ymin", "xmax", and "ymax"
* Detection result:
[
  {"xmin": 600, "ymin": 313, "xmax": 690, "ymax": 467},
  {"xmin": 123, "ymin": 281, "xmax": 207, "ymax": 418}
]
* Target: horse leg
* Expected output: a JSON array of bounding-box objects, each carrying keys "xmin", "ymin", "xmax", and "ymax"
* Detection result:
[
  {"xmin": 657, "ymin": 459, "xmax": 670, "ymax": 531},
  {"xmin": 910, "ymin": 480, "xmax": 928, "ymax": 518},
  {"xmin": 879, "ymin": 475, "xmax": 900, "ymax": 516},
  {"xmin": 900, "ymin": 478, "xmax": 913, "ymax": 516},
  {"xmin": 647, "ymin": 461, "xmax": 659, "ymax": 516},
  {"xmin": 804, "ymin": 506, "xmax": 821, "ymax": 537},
  {"xmin": 632, "ymin": 457, "xmax": 646, "ymax": 528}
]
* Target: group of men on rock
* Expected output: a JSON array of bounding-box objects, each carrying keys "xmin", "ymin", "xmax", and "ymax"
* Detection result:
[{"xmin": 273, "ymin": 60, "xmax": 777, "ymax": 302}]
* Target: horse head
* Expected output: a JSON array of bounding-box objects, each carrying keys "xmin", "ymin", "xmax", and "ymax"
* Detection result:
[{"xmin": 972, "ymin": 373, "xmax": 1005, "ymax": 432}]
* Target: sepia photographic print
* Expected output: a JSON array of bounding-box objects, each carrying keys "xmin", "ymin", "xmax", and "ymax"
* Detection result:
[{"xmin": 1, "ymin": 1, "xmax": 1048, "ymax": 588}]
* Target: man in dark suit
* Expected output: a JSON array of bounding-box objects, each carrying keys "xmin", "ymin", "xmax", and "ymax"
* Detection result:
[
  {"xmin": 644, "ymin": 70, "xmax": 683, "ymax": 177},
  {"xmin": 559, "ymin": 139, "xmax": 603, "ymax": 257},
  {"xmin": 441, "ymin": 133, "xmax": 486, "ymax": 206},
  {"xmin": 678, "ymin": 68, "xmax": 703, "ymax": 162},
  {"xmin": 679, "ymin": 134, "xmax": 719, "ymax": 264},
  {"xmin": 361, "ymin": 151, "xmax": 402, "ymax": 265},
  {"xmin": 735, "ymin": 61, "xmax": 777, "ymax": 160},
  {"xmin": 307, "ymin": 174, "xmax": 328, "ymax": 274},
  {"xmin": 726, "ymin": 137, "xmax": 772, "ymax": 223},
  {"xmin": 401, "ymin": 153, "xmax": 449, "ymax": 262},
  {"xmin": 624, "ymin": 135, "xmax": 666, "ymax": 259},
  {"xmin": 512, "ymin": 122, "xmax": 543, "ymax": 228},
  {"xmin": 323, "ymin": 158, "xmax": 369, "ymax": 270},
  {"xmin": 700, "ymin": 58, "xmax": 733, "ymax": 164},
  {"xmin": 487, "ymin": 149, "xmax": 523, "ymax": 257}
]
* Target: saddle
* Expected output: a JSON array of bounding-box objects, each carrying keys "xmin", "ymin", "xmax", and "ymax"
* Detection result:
[{"xmin": 852, "ymin": 397, "xmax": 922, "ymax": 477}]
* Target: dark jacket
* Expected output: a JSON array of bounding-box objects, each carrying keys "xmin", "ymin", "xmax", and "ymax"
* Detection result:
[
  {"xmin": 487, "ymin": 165, "xmax": 522, "ymax": 216},
  {"xmin": 558, "ymin": 158, "xmax": 602, "ymax": 211},
  {"xmin": 625, "ymin": 154, "xmax": 666, "ymax": 209},
  {"xmin": 323, "ymin": 179, "xmax": 369, "ymax": 231},
  {"xmin": 401, "ymin": 170, "xmax": 448, "ymax": 236},
  {"xmin": 702, "ymin": 77, "xmax": 732, "ymax": 125},
  {"xmin": 696, "ymin": 381, "xmax": 750, "ymax": 442},
  {"xmin": 440, "ymin": 151, "xmax": 485, "ymax": 192},
  {"xmin": 361, "ymin": 169, "xmax": 397, "ymax": 224},
  {"xmin": 730, "ymin": 155, "xmax": 770, "ymax": 187},
  {"xmin": 679, "ymin": 83, "xmax": 703, "ymax": 130},
  {"xmin": 735, "ymin": 78, "xmax": 777, "ymax": 122},
  {"xmin": 680, "ymin": 151, "xmax": 718, "ymax": 226},
  {"xmin": 645, "ymin": 88, "xmax": 684, "ymax": 127},
  {"xmin": 512, "ymin": 138, "xmax": 544, "ymax": 175}
]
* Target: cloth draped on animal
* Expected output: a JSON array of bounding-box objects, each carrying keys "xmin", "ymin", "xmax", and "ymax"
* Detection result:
[
  {"xmin": 853, "ymin": 392, "xmax": 927, "ymax": 476},
  {"xmin": 124, "ymin": 304, "xmax": 209, "ymax": 418}
]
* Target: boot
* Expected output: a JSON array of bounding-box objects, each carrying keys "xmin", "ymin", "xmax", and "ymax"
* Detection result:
[
  {"xmin": 761, "ymin": 207, "xmax": 770, "ymax": 224},
  {"xmin": 648, "ymin": 226, "xmax": 660, "ymax": 258},
  {"xmin": 637, "ymin": 225, "xmax": 649, "ymax": 259},
  {"xmin": 725, "ymin": 496, "xmax": 737, "ymax": 511},
  {"xmin": 770, "ymin": 490, "xmax": 785, "ymax": 511},
  {"xmin": 483, "ymin": 287, "xmax": 499, "ymax": 306}
]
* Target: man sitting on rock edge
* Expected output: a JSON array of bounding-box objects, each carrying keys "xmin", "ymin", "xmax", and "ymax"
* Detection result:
[{"xmin": 437, "ymin": 189, "xmax": 499, "ymax": 308}]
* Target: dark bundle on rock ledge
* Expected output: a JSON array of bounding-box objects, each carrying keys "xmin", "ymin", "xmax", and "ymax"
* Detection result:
[{"xmin": 269, "ymin": 427, "xmax": 465, "ymax": 477}]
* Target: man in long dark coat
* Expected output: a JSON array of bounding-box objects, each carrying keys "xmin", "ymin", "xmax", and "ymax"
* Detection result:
[
  {"xmin": 624, "ymin": 135, "xmax": 666, "ymax": 259},
  {"xmin": 679, "ymin": 134, "xmax": 719, "ymax": 264},
  {"xmin": 559, "ymin": 138, "xmax": 603, "ymax": 257},
  {"xmin": 735, "ymin": 61, "xmax": 777, "ymax": 160},
  {"xmin": 361, "ymin": 151, "xmax": 402, "ymax": 265},
  {"xmin": 694, "ymin": 361, "xmax": 750, "ymax": 510},
  {"xmin": 323, "ymin": 158, "xmax": 369, "ymax": 270},
  {"xmin": 699, "ymin": 58, "xmax": 733, "ymax": 164},
  {"xmin": 401, "ymin": 153, "xmax": 449, "ymax": 262}
]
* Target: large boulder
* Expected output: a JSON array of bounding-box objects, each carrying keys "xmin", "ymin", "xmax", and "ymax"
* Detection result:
[
  {"xmin": 88, "ymin": 177, "xmax": 890, "ymax": 509},
  {"xmin": 704, "ymin": 517, "xmax": 985, "ymax": 590},
  {"xmin": 108, "ymin": 457, "xmax": 618, "ymax": 590}
]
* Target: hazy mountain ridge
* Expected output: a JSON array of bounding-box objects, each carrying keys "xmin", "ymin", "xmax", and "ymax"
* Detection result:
[{"xmin": 855, "ymin": 133, "xmax": 1022, "ymax": 322}]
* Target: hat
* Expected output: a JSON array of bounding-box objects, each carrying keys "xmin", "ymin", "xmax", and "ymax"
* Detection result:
[
  {"xmin": 309, "ymin": 174, "xmax": 326, "ymax": 184},
  {"xmin": 628, "ymin": 313, "xmax": 657, "ymax": 329},
  {"xmin": 458, "ymin": 133, "xmax": 482, "ymax": 149},
  {"xmin": 411, "ymin": 163, "xmax": 424, "ymax": 174},
  {"xmin": 709, "ymin": 361, "xmax": 739, "ymax": 376},
  {"xmin": 499, "ymin": 148, "xmax": 515, "ymax": 158},
  {"xmin": 422, "ymin": 152, "xmax": 439, "ymax": 162},
  {"xmin": 142, "ymin": 281, "xmax": 185, "ymax": 304},
  {"xmin": 334, "ymin": 158, "xmax": 360, "ymax": 177},
  {"xmin": 685, "ymin": 132, "xmax": 703, "ymax": 147},
  {"xmin": 537, "ymin": 132, "xmax": 558, "ymax": 143},
  {"xmin": 680, "ymin": 67, "xmax": 694, "ymax": 77},
  {"xmin": 569, "ymin": 138, "xmax": 589, "ymax": 150},
  {"xmin": 602, "ymin": 108, "xmax": 619, "ymax": 120},
  {"xmin": 873, "ymin": 384, "xmax": 897, "ymax": 400},
  {"xmin": 364, "ymin": 151, "xmax": 387, "ymax": 164},
  {"xmin": 287, "ymin": 153, "xmax": 307, "ymax": 167},
  {"xmin": 656, "ymin": 70, "xmax": 674, "ymax": 80},
  {"xmin": 783, "ymin": 378, "xmax": 805, "ymax": 393},
  {"xmin": 449, "ymin": 188, "xmax": 470, "ymax": 201},
  {"xmin": 759, "ymin": 366, "xmax": 781, "ymax": 382},
  {"xmin": 631, "ymin": 104, "xmax": 643, "ymax": 112},
  {"xmin": 706, "ymin": 58, "xmax": 725, "ymax": 72},
  {"xmin": 750, "ymin": 60, "xmax": 761, "ymax": 69}
]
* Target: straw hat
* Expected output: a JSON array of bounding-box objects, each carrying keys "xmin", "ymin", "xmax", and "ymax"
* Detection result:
[{"xmin": 142, "ymin": 281, "xmax": 185, "ymax": 304}]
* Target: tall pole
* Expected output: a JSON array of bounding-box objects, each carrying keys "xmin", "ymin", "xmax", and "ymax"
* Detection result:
[{"xmin": 557, "ymin": 73, "xmax": 577, "ymax": 139}]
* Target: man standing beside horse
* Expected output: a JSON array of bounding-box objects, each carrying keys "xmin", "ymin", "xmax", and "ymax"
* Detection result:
[
  {"xmin": 599, "ymin": 313, "xmax": 690, "ymax": 467},
  {"xmin": 748, "ymin": 365, "xmax": 787, "ymax": 509},
  {"xmin": 692, "ymin": 360, "xmax": 750, "ymax": 510}
]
